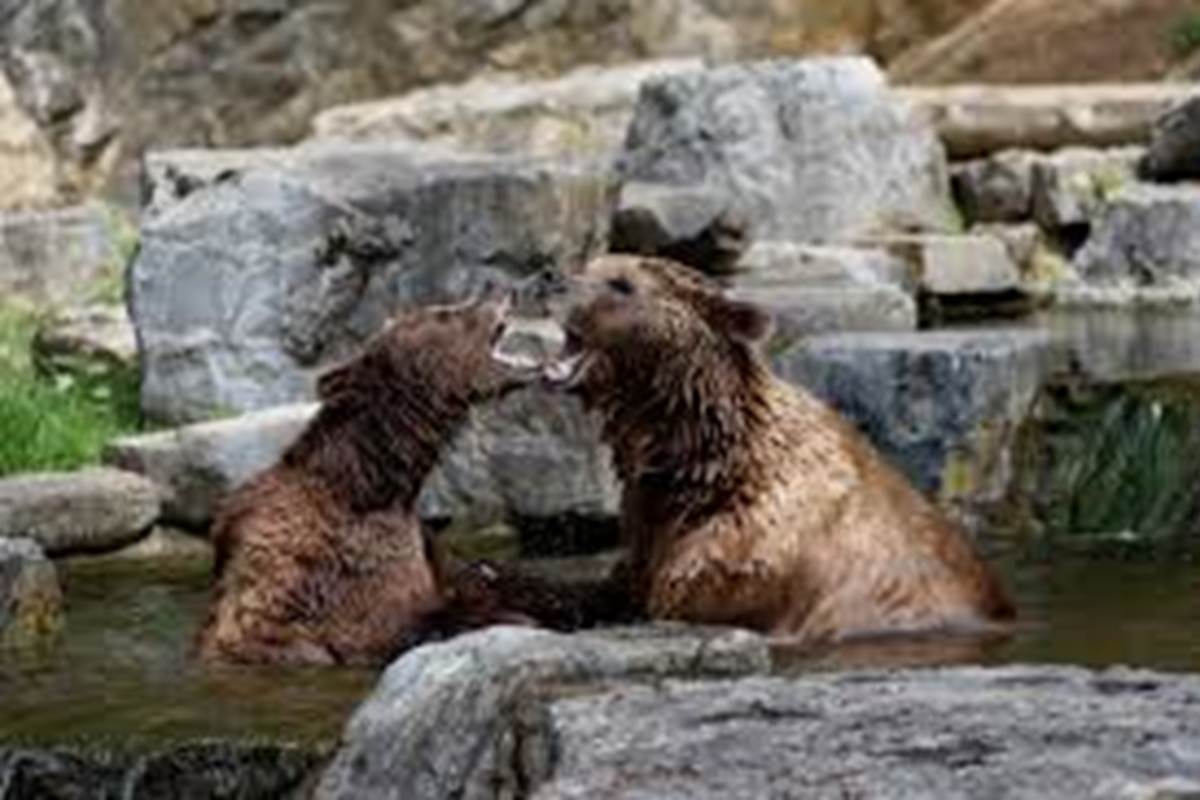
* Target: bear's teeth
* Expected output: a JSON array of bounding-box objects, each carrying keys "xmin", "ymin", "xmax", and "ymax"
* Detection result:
[{"xmin": 544, "ymin": 353, "xmax": 586, "ymax": 387}]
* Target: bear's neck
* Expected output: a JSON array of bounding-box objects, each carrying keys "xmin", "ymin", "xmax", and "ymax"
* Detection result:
[
  {"xmin": 599, "ymin": 346, "xmax": 772, "ymax": 522},
  {"xmin": 286, "ymin": 373, "xmax": 471, "ymax": 513}
]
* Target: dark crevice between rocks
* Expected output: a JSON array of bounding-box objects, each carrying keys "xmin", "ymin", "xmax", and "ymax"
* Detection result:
[{"xmin": 918, "ymin": 288, "xmax": 1038, "ymax": 327}]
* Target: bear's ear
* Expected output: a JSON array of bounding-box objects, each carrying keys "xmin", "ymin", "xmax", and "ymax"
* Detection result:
[{"xmin": 716, "ymin": 298, "xmax": 772, "ymax": 344}]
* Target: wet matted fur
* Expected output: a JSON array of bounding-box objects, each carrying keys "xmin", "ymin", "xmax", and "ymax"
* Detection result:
[{"xmin": 540, "ymin": 254, "xmax": 1014, "ymax": 643}]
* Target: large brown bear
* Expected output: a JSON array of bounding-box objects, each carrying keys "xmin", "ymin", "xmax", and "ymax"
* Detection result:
[
  {"xmin": 196, "ymin": 289, "xmax": 540, "ymax": 666},
  {"xmin": 526, "ymin": 255, "xmax": 1014, "ymax": 643}
]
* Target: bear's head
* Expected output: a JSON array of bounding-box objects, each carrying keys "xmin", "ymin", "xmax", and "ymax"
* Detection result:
[
  {"xmin": 293, "ymin": 284, "xmax": 536, "ymax": 511},
  {"xmin": 521, "ymin": 255, "xmax": 772, "ymax": 409},
  {"xmin": 317, "ymin": 284, "xmax": 532, "ymax": 410}
]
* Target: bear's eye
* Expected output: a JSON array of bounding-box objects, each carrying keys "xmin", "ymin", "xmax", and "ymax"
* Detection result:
[{"xmin": 607, "ymin": 277, "xmax": 635, "ymax": 296}]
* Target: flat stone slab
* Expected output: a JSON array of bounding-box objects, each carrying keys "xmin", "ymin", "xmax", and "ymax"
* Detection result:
[
  {"xmin": 0, "ymin": 469, "xmax": 161, "ymax": 556},
  {"xmin": 899, "ymin": 84, "xmax": 1199, "ymax": 159},
  {"xmin": 318, "ymin": 626, "xmax": 1200, "ymax": 800},
  {"xmin": 106, "ymin": 394, "xmax": 618, "ymax": 532},
  {"xmin": 860, "ymin": 234, "xmax": 1021, "ymax": 296},
  {"xmin": 533, "ymin": 666, "xmax": 1200, "ymax": 800},
  {"xmin": 728, "ymin": 243, "xmax": 917, "ymax": 338},
  {"xmin": 311, "ymin": 59, "xmax": 702, "ymax": 161},
  {"xmin": 0, "ymin": 203, "xmax": 127, "ymax": 308},
  {"xmin": 105, "ymin": 404, "xmax": 317, "ymax": 532}
]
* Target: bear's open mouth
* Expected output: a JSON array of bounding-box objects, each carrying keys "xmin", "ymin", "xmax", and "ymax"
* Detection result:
[
  {"xmin": 490, "ymin": 316, "xmax": 560, "ymax": 374},
  {"xmin": 542, "ymin": 326, "xmax": 590, "ymax": 389}
]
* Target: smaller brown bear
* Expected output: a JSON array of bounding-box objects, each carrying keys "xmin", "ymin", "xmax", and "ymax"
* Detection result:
[
  {"xmin": 526, "ymin": 255, "xmax": 1014, "ymax": 644},
  {"xmin": 196, "ymin": 288, "xmax": 536, "ymax": 666}
]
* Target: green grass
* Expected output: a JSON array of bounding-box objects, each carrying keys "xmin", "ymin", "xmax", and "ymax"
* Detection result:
[
  {"xmin": 1169, "ymin": 9, "xmax": 1200, "ymax": 57},
  {"xmin": 0, "ymin": 306, "xmax": 141, "ymax": 476}
]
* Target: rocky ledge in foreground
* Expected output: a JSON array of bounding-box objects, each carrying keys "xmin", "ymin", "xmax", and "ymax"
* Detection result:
[
  {"xmin": 0, "ymin": 740, "xmax": 326, "ymax": 800},
  {"xmin": 318, "ymin": 626, "xmax": 1200, "ymax": 800}
]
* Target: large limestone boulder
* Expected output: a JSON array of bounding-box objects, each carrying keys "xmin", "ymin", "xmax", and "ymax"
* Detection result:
[
  {"xmin": 617, "ymin": 58, "xmax": 957, "ymax": 250},
  {"xmin": 317, "ymin": 626, "xmax": 1200, "ymax": 800},
  {"xmin": 311, "ymin": 60, "xmax": 702, "ymax": 162},
  {"xmin": 130, "ymin": 145, "xmax": 614, "ymax": 424},
  {"xmin": 0, "ymin": 538, "xmax": 62, "ymax": 648},
  {"xmin": 0, "ymin": 469, "xmax": 161, "ymax": 556}
]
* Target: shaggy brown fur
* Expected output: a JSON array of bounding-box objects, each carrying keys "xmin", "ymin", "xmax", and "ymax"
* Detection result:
[
  {"xmin": 196, "ymin": 293, "xmax": 536, "ymax": 666},
  {"xmin": 538, "ymin": 254, "xmax": 1014, "ymax": 643}
]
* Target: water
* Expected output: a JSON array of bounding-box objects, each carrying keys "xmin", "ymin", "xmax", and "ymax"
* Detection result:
[
  {"xmin": 0, "ymin": 557, "xmax": 374, "ymax": 748},
  {"xmin": 3, "ymin": 308, "xmax": 1200, "ymax": 747}
]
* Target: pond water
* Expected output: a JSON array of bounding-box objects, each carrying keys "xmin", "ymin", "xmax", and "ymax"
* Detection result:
[{"xmin": 2, "ymin": 309, "xmax": 1199, "ymax": 749}]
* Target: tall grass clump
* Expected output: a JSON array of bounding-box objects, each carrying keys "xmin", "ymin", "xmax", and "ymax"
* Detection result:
[{"xmin": 0, "ymin": 306, "xmax": 141, "ymax": 476}]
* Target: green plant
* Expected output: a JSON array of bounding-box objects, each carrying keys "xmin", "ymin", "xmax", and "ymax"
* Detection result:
[
  {"xmin": 0, "ymin": 306, "xmax": 141, "ymax": 476},
  {"xmin": 1169, "ymin": 9, "xmax": 1200, "ymax": 57}
]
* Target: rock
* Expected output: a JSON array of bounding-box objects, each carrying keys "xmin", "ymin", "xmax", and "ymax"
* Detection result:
[
  {"xmin": 951, "ymin": 149, "xmax": 1035, "ymax": 224},
  {"xmin": 0, "ymin": 204, "xmax": 131, "ymax": 308},
  {"xmin": 106, "ymin": 393, "xmax": 618, "ymax": 533},
  {"xmin": 0, "ymin": 1, "xmax": 982, "ymax": 206},
  {"xmin": 1030, "ymin": 147, "xmax": 1141, "ymax": 233},
  {"xmin": 311, "ymin": 60, "xmax": 702, "ymax": 162},
  {"xmin": 610, "ymin": 182, "xmax": 749, "ymax": 274},
  {"xmin": 861, "ymin": 234, "xmax": 1021, "ymax": 296},
  {"xmin": 32, "ymin": 304, "xmax": 138, "ymax": 377},
  {"xmin": 773, "ymin": 329, "xmax": 1051, "ymax": 525},
  {"xmin": 419, "ymin": 389, "xmax": 619, "ymax": 527},
  {"xmin": 0, "ymin": 740, "xmax": 325, "ymax": 800},
  {"xmin": 104, "ymin": 404, "xmax": 317, "ymax": 532},
  {"xmin": 0, "ymin": 469, "xmax": 161, "ymax": 556},
  {"xmin": 317, "ymin": 625, "xmax": 1200, "ymax": 800},
  {"xmin": 971, "ymin": 223, "xmax": 1074, "ymax": 296},
  {"xmin": 618, "ymin": 58, "xmax": 957, "ymax": 246},
  {"xmin": 727, "ymin": 242, "xmax": 917, "ymax": 339},
  {"xmin": 0, "ymin": 538, "xmax": 62, "ymax": 649},
  {"xmin": 1139, "ymin": 96, "xmax": 1200, "ymax": 182},
  {"xmin": 530, "ymin": 666, "xmax": 1200, "ymax": 799},
  {"xmin": 0, "ymin": 72, "xmax": 59, "ymax": 211},
  {"xmin": 899, "ymin": 84, "xmax": 1196, "ymax": 160},
  {"xmin": 316, "ymin": 625, "xmax": 771, "ymax": 800},
  {"xmin": 950, "ymin": 146, "xmax": 1142, "ymax": 233},
  {"xmin": 1073, "ymin": 183, "xmax": 1200, "ymax": 298},
  {"xmin": 130, "ymin": 144, "xmax": 614, "ymax": 424}
]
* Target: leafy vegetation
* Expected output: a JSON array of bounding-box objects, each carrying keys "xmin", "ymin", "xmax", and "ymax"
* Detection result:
[
  {"xmin": 1169, "ymin": 9, "xmax": 1200, "ymax": 57},
  {"xmin": 1011, "ymin": 380, "xmax": 1200, "ymax": 542},
  {"xmin": 0, "ymin": 305, "xmax": 141, "ymax": 476}
]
